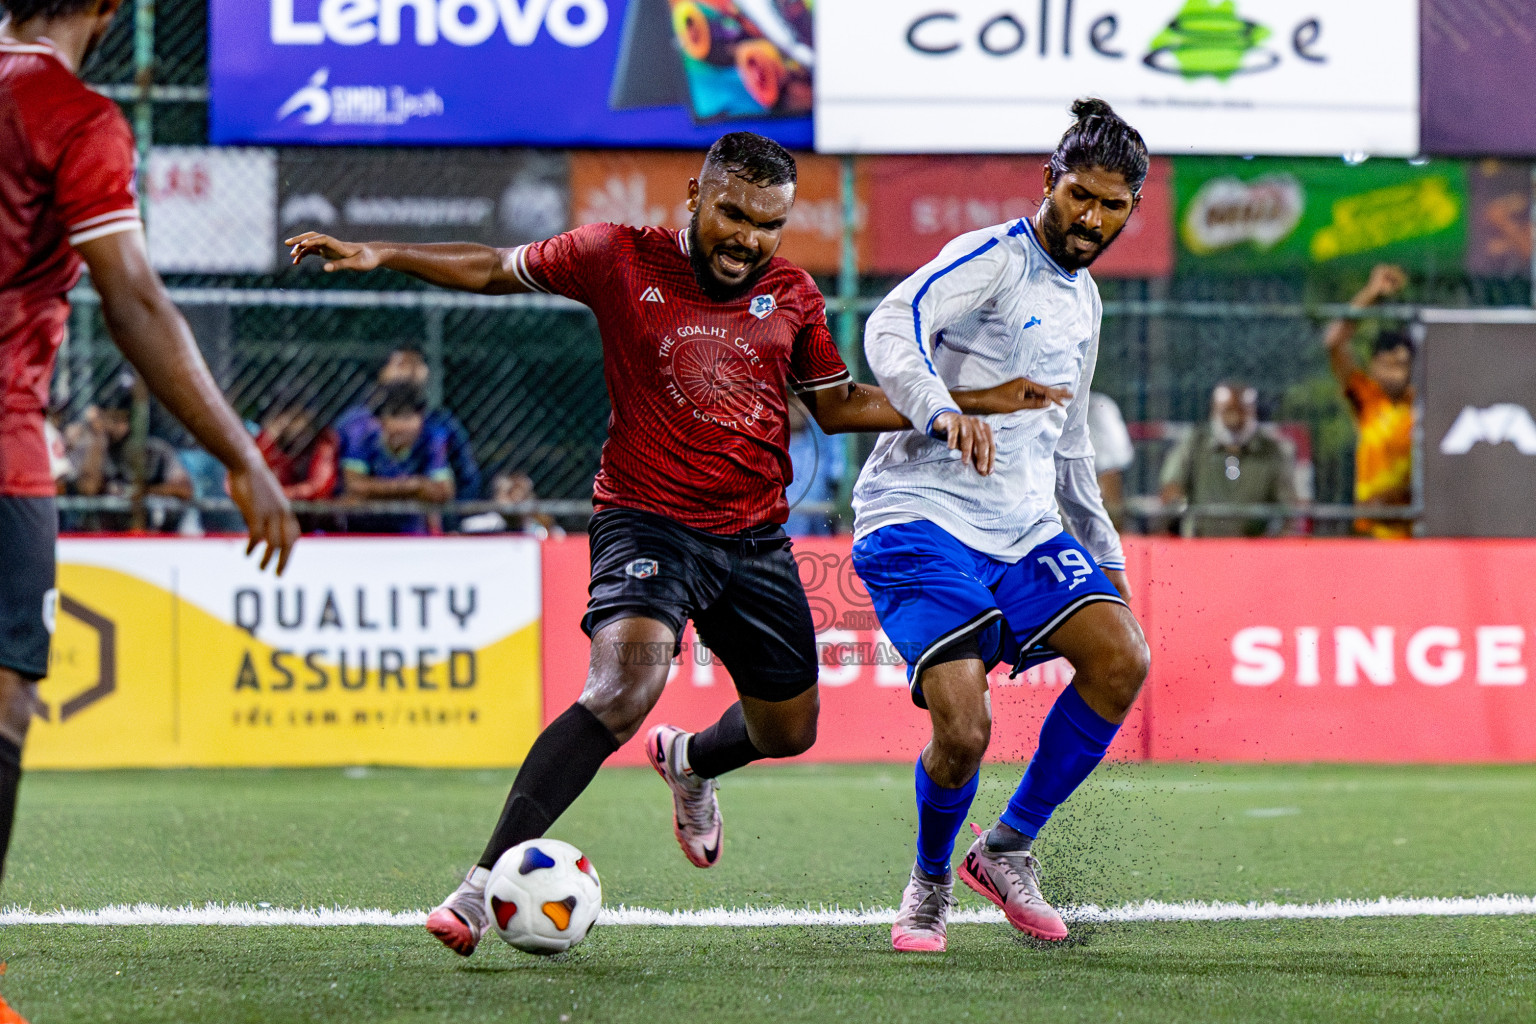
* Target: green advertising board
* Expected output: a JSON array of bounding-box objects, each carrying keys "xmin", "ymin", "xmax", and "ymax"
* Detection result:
[{"xmin": 1174, "ymin": 157, "xmax": 1468, "ymax": 274}]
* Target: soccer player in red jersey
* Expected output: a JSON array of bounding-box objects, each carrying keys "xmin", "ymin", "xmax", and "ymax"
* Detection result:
[
  {"xmin": 0, "ymin": 2, "xmax": 298, "ymax": 991},
  {"xmin": 289, "ymin": 132, "xmax": 1068, "ymax": 957}
]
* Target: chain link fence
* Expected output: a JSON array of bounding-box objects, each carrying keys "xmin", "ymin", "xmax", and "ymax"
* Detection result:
[{"xmin": 44, "ymin": 0, "xmax": 1535, "ymax": 535}]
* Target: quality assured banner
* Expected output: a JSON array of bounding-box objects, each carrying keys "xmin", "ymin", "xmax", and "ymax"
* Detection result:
[
  {"xmin": 29, "ymin": 538, "xmax": 542, "ymax": 769},
  {"xmin": 1174, "ymin": 157, "xmax": 1467, "ymax": 274},
  {"xmin": 815, "ymin": 0, "xmax": 1418, "ymax": 156},
  {"xmin": 211, "ymin": 0, "xmax": 813, "ymax": 147}
]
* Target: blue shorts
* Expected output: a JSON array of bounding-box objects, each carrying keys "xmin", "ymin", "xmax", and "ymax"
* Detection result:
[{"xmin": 852, "ymin": 521, "xmax": 1124, "ymax": 708}]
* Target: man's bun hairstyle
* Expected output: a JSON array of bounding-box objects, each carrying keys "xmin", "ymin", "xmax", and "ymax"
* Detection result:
[{"xmin": 1049, "ymin": 98, "xmax": 1150, "ymax": 195}]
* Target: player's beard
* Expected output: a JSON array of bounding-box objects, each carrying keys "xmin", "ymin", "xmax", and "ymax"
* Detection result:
[
  {"xmin": 1036, "ymin": 198, "xmax": 1118, "ymax": 271},
  {"xmin": 688, "ymin": 212, "xmax": 771, "ymax": 302}
]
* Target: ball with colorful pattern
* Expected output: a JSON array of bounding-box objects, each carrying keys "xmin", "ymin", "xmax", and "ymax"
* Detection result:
[{"xmin": 483, "ymin": 838, "xmax": 602, "ymax": 955}]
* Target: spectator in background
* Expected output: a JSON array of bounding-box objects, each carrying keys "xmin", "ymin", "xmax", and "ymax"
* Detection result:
[
  {"xmin": 256, "ymin": 392, "xmax": 339, "ymax": 501},
  {"xmin": 336, "ymin": 347, "xmax": 481, "ymax": 501},
  {"xmin": 1087, "ymin": 392, "xmax": 1134, "ymax": 530},
  {"xmin": 784, "ymin": 397, "xmax": 845, "ymax": 535},
  {"xmin": 459, "ymin": 471, "xmax": 564, "ymax": 538},
  {"xmin": 1159, "ymin": 380, "xmax": 1296, "ymax": 538},
  {"xmin": 1324, "ymin": 264, "xmax": 1415, "ymax": 538},
  {"xmin": 67, "ymin": 376, "xmax": 191, "ymax": 531},
  {"xmin": 339, "ymin": 382, "xmax": 452, "ymax": 534}
]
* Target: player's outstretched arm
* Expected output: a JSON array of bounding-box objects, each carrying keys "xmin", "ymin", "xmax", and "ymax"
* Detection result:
[
  {"xmin": 78, "ymin": 230, "xmax": 299, "ymax": 573},
  {"xmin": 1324, "ymin": 263, "xmax": 1406, "ymax": 386},
  {"xmin": 286, "ymin": 232, "xmax": 534, "ymax": 295}
]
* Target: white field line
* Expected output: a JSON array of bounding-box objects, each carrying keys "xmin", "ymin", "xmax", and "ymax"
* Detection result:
[{"xmin": 2, "ymin": 895, "xmax": 1535, "ymax": 928}]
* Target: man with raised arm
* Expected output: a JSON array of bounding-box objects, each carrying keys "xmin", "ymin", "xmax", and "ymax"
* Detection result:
[
  {"xmin": 1, "ymin": 3, "xmax": 298, "ymax": 1016},
  {"xmin": 291, "ymin": 131, "xmax": 1067, "ymax": 957}
]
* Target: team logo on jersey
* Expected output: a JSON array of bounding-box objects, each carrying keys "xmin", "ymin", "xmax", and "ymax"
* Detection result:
[
  {"xmin": 1022, "ymin": 316, "xmax": 1042, "ymax": 330},
  {"xmin": 749, "ymin": 294, "xmax": 777, "ymax": 320},
  {"xmin": 640, "ymin": 286, "xmax": 665, "ymax": 303},
  {"xmin": 625, "ymin": 559, "xmax": 660, "ymax": 579}
]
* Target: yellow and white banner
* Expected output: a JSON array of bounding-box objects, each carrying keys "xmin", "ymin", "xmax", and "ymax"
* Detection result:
[{"xmin": 31, "ymin": 538, "xmax": 542, "ymax": 768}]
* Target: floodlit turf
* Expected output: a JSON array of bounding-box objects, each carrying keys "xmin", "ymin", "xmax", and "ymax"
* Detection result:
[{"xmin": 2, "ymin": 762, "xmax": 1535, "ymax": 1022}]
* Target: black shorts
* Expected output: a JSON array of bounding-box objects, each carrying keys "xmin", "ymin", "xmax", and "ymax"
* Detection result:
[
  {"xmin": 0, "ymin": 496, "xmax": 57, "ymax": 680},
  {"xmin": 582, "ymin": 507, "xmax": 817, "ymax": 703}
]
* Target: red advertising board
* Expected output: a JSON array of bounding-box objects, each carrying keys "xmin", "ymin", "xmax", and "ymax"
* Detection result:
[
  {"xmin": 1145, "ymin": 539, "xmax": 1536, "ymax": 763},
  {"xmin": 543, "ymin": 536, "xmax": 1536, "ymax": 765},
  {"xmin": 862, "ymin": 156, "xmax": 1174, "ymax": 279},
  {"xmin": 541, "ymin": 536, "xmax": 1148, "ymax": 766}
]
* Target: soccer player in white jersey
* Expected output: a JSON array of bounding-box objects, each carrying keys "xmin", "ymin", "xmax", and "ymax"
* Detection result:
[{"xmin": 852, "ymin": 99, "xmax": 1152, "ymax": 952}]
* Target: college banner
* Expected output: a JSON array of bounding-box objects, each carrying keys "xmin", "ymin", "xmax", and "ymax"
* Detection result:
[
  {"xmin": 862, "ymin": 155, "xmax": 1173, "ymax": 279},
  {"xmin": 540, "ymin": 536, "xmax": 1149, "ymax": 765},
  {"xmin": 277, "ymin": 149, "xmax": 569, "ymax": 257},
  {"xmin": 210, "ymin": 0, "xmax": 812, "ymax": 147},
  {"xmin": 1146, "ymin": 539, "xmax": 1536, "ymax": 762},
  {"xmin": 815, "ymin": 0, "xmax": 1418, "ymax": 156},
  {"xmin": 1421, "ymin": 0, "xmax": 1536, "ymax": 157},
  {"xmin": 30, "ymin": 538, "xmax": 542, "ymax": 769},
  {"xmin": 569, "ymin": 149, "xmax": 858, "ymax": 275},
  {"xmin": 1174, "ymin": 157, "xmax": 1468, "ymax": 274}
]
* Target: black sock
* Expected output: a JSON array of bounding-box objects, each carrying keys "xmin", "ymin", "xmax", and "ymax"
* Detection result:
[
  {"xmin": 985, "ymin": 821, "xmax": 1034, "ymax": 853},
  {"xmin": 686, "ymin": 702, "xmax": 764, "ymax": 779},
  {"xmin": 0, "ymin": 736, "xmax": 21, "ymax": 885},
  {"xmin": 477, "ymin": 703, "xmax": 619, "ymax": 870}
]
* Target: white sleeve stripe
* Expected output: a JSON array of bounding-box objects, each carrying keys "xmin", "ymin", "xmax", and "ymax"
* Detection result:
[
  {"xmin": 69, "ymin": 219, "xmax": 142, "ymax": 246},
  {"xmin": 789, "ymin": 372, "xmax": 852, "ymax": 394},
  {"xmin": 510, "ymin": 245, "xmax": 548, "ymax": 293},
  {"xmin": 70, "ymin": 209, "xmax": 141, "ymax": 232}
]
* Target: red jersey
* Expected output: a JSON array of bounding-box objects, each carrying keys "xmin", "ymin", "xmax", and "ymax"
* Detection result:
[
  {"xmin": 0, "ymin": 36, "xmax": 140, "ymax": 496},
  {"xmin": 511, "ymin": 223, "xmax": 850, "ymax": 533}
]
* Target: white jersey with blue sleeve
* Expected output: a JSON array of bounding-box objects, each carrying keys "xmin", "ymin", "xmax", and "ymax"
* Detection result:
[{"xmin": 852, "ymin": 218, "xmax": 1125, "ymax": 570}]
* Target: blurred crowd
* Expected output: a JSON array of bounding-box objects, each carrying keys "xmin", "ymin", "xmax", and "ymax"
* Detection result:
[{"xmin": 52, "ymin": 266, "xmax": 1417, "ymax": 540}]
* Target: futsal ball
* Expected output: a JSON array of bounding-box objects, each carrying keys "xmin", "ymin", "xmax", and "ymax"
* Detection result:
[{"xmin": 483, "ymin": 838, "xmax": 602, "ymax": 955}]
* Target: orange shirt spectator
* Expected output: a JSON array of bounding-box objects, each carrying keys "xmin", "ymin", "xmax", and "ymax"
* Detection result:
[{"xmin": 1325, "ymin": 264, "xmax": 1414, "ymax": 539}]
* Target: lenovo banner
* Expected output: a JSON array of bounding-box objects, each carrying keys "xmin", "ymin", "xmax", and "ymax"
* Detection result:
[
  {"xmin": 211, "ymin": 0, "xmax": 812, "ymax": 147},
  {"xmin": 862, "ymin": 155, "xmax": 1173, "ymax": 278},
  {"xmin": 815, "ymin": 0, "xmax": 1418, "ymax": 156},
  {"xmin": 1421, "ymin": 317, "xmax": 1536, "ymax": 537}
]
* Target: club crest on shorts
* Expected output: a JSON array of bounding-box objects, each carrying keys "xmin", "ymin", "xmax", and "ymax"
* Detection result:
[
  {"xmin": 749, "ymin": 294, "xmax": 777, "ymax": 320},
  {"xmin": 624, "ymin": 558, "xmax": 660, "ymax": 579}
]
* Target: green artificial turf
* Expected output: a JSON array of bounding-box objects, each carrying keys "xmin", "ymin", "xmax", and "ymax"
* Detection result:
[{"xmin": 2, "ymin": 763, "xmax": 1535, "ymax": 1023}]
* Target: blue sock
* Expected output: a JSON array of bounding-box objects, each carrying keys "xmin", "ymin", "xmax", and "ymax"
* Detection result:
[
  {"xmin": 914, "ymin": 758, "xmax": 978, "ymax": 878},
  {"xmin": 1000, "ymin": 684, "xmax": 1120, "ymax": 838}
]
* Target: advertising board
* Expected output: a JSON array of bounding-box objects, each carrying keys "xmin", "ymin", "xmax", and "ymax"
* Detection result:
[
  {"xmin": 277, "ymin": 149, "xmax": 569, "ymax": 255},
  {"xmin": 816, "ymin": 0, "xmax": 1418, "ymax": 156},
  {"xmin": 862, "ymin": 155, "xmax": 1173, "ymax": 278},
  {"xmin": 1421, "ymin": 320, "xmax": 1536, "ymax": 537},
  {"xmin": 1421, "ymin": 0, "xmax": 1536, "ymax": 157},
  {"xmin": 29, "ymin": 538, "xmax": 543, "ymax": 769},
  {"xmin": 145, "ymin": 148, "xmax": 277, "ymax": 274},
  {"xmin": 211, "ymin": 0, "xmax": 813, "ymax": 147},
  {"xmin": 569, "ymin": 149, "xmax": 857, "ymax": 274},
  {"xmin": 1174, "ymin": 157, "xmax": 1467, "ymax": 274}
]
